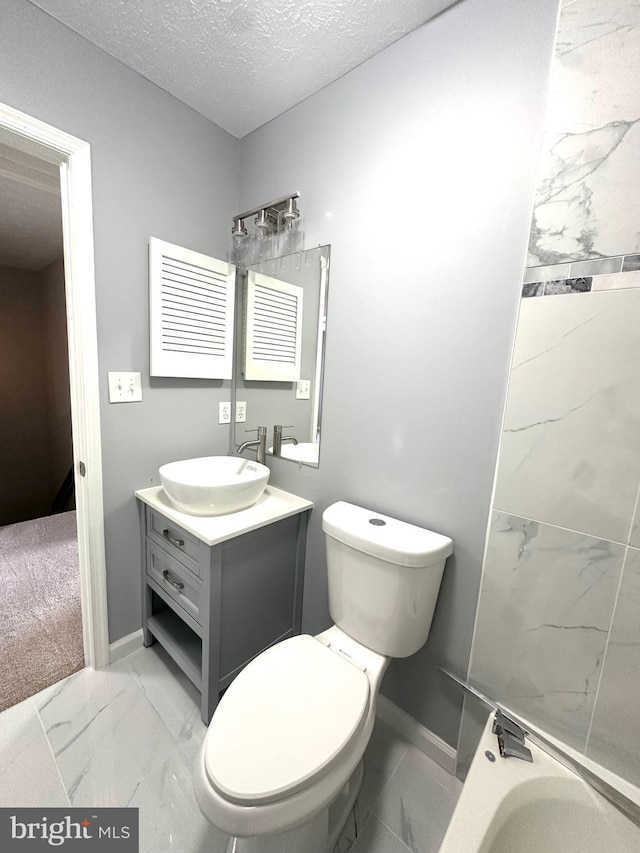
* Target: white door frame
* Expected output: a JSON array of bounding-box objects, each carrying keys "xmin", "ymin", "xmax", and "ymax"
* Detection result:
[{"xmin": 0, "ymin": 102, "xmax": 110, "ymax": 668}]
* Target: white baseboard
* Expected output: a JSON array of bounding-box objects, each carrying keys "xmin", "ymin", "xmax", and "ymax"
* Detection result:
[
  {"xmin": 109, "ymin": 629, "xmax": 144, "ymax": 664},
  {"xmin": 376, "ymin": 695, "xmax": 457, "ymax": 776}
]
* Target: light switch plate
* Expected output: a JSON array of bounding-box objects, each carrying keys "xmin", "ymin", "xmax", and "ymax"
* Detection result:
[
  {"xmin": 108, "ymin": 372, "xmax": 142, "ymax": 403},
  {"xmin": 296, "ymin": 379, "xmax": 311, "ymax": 400}
]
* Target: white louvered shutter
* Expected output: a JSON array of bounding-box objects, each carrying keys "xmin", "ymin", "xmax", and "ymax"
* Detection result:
[
  {"xmin": 243, "ymin": 271, "xmax": 303, "ymax": 381},
  {"xmin": 149, "ymin": 238, "xmax": 235, "ymax": 379}
]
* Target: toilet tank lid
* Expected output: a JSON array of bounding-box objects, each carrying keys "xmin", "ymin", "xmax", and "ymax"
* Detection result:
[{"xmin": 322, "ymin": 501, "xmax": 453, "ymax": 568}]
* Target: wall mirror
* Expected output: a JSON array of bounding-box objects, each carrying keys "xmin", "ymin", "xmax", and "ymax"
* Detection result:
[{"xmin": 233, "ymin": 245, "xmax": 330, "ymax": 468}]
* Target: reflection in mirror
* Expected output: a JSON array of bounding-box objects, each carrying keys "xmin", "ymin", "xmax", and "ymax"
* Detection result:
[{"xmin": 233, "ymin": 245, "xmax": 329, "ymax": 468}]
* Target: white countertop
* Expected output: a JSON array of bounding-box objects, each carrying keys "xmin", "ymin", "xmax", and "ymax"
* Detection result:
[{"xmin": 135, "ymin": 485, "xmax": 313, "ymax": 546}]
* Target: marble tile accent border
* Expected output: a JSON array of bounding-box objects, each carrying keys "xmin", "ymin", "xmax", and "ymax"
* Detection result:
[
  {"xmin": 592, "ymin": 270, "xmax": 640, "ymax": 292},
  {"xmin": 523, "ymin": 253, "xmax": 640, "ymax": 297},
  {"xmin": 622, "ymin": 254, "xmax": 640, "ymax": 272}
]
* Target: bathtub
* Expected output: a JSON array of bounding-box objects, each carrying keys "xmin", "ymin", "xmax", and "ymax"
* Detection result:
[{"xmin": 440, "ymin": 715, "xmax": 640, "ymax": 853}]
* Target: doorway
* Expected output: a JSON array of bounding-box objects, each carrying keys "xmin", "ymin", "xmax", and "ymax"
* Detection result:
[
  {"xmin": 0, "ymin": 153, "xmax": 82, "ymax": 709},
  {"xmin": 0, "ymin": 103, "xmax": 109, "ymax": 693}
]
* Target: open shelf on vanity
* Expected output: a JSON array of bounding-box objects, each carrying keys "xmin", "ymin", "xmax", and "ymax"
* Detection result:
[{"xmin": 147, "ymin": 602, "xmax": 203, "ymax": 691}]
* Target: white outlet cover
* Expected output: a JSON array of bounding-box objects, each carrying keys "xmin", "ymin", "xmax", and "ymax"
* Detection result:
[
  {"xmin": 296, "ymin": 379, "xmax": 311, "ymax": 400},
  {"xmin": 219, "ymin": 401, "xmax": 231, "ymax": 424},
  {"xmin": 108, "ymin": 372, "xmax": 142, "ymax": 403},
  {"xmin": 236, "ymin": 401, "xmax": 247, "ymax": 423}
]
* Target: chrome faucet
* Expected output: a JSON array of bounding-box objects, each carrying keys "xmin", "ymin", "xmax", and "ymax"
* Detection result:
[
  {"xmin": 237, "ymin": 426, "xmax": 267, "ymax": 465},
  {"xmin": 492, "ymin": 709, "xmax": 533, "ymax": 762},
  {"xmin": 272, "ymin": 424, "xmax": 299, "ymax": 456}
]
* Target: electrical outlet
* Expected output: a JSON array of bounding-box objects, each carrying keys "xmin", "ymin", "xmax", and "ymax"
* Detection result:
[
  {"xmin": 236, "ymin": 401, "xmax": 247, "ymax": 423},
  {"xmin": 218, "ymin": 401, "xmax": 231, "ymax": 424},
  {"xmin": 296, "ymin": 379, "xmax": 311, "ymax": 400},
  {"xmin": 108, "ymin": 372, "xmax": 142, "ymax": 403}
]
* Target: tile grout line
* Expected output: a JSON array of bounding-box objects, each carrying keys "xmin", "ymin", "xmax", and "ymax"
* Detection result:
[
  {"xmin": 116, "ymin": 651, "xmax": 199, "ymax": 764},
  {"xmin": 584, "ymin": 480, "xmax": 640, "ymax": 753},
  {"xmin": 490, "ymin": 507, "xmax": 631, "ymax": 548},
  {"xmin": 34, "ymin": 697, "xmax": 72, "ymax": 807},
  {"xmin": 352, "ymin": 736, "xmax": 414, "ymax": 850},
  {"xmin": 584, "ymin": 548, "xmax": 628, "ymax": 755},
  {"xmin": 364, "ymin": 744, "xmax": 460, "ymax": 853},
  {"xmin": 361, "ymin": 739, "xmax": 410, "ymax": 824},
  {"xmin": 372, "ymin": 814, "xmax": 415, "ymax": 853}
]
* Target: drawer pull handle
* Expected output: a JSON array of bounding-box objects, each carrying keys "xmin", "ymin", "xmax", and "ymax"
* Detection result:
[
  {"xmin": 162, "ymin": 569, "xmax": 184, "ymax": 592},
  {"xmin": 162, "ymin": 529, "xmax": 185, "ymax": 548}
]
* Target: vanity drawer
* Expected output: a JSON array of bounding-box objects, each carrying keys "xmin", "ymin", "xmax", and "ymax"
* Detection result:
[
  {"xmin": 147, "ymin": 508, "xmax": 201, "ymax": 576},
  {"xmin": 146, "ymin": 542, "xmax": 201, "ymax": 625}
]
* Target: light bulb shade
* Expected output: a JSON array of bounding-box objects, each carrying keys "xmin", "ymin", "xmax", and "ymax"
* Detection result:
[
  {"xmin": 231, "ymin": 218, "xmax": 247, "ymax": 238},
  {"xmin": 282, "ymin": 198, "xmax": 300, "ymax": 221},
  {"xmin": 255, "ymin": 209, "xmax": 270, "ymax": 232}
]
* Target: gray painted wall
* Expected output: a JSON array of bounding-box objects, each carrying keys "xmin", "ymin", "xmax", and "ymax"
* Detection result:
[
  {"xmin": 1, "ymin": 0, "xmax": 239, "ymax": 640},
  {"xmin": 238, "ymin": 0, "xmax": 561, "ymax": 746}
]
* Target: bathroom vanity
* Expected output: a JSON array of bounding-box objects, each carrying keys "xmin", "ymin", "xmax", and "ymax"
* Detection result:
[{"xmin": 136, "ymin": 485, "xmax": 313, "ymax": 723}]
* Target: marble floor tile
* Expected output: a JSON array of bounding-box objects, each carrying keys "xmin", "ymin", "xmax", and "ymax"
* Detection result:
[
  {"xmin": 357, "ymin": 717, "xmax": 410, "ymax": 819},
  {"xmin": 0, "ymin": 696, "xmax": 69, "ymax": 807},
  {"xmin": 471, "ymin": 512, "xmax": 624, "ymax": 750},
  {"xmin": 115, "ymin": 644, "xmax": 207, "ymax": 762},
  {"xmin": 0, "ymin": 649, "xmax": 463, "ymax": 853},
  {"xmin": 34, "ymin": 663, "xmax": 180, "ymax": 807},
  {"xmin": 350, "ymin": 815, "xmax": 412, "ymax": 853},
  {"xmin": 372, "ymin": 745, "xmax": 462, "ymax": 853},
  {"xmin": 126, "ymin": 739, "xmax": 228, "ymax": 853},
  {"xmin": 587, "ymin": 547, "xmax": 640, "ymax": 786}
]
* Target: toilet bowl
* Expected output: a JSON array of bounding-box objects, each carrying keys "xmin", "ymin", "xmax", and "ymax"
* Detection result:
[
  {"xmin": 195, "ymin": 501, "xmax": 453, "ymax": 852},
  {"xmin": 195, "ymin": 626, "xmax": 388, "ymax": 845}
]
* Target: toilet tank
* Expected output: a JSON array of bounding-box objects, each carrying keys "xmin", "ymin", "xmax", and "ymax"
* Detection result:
[{"xmin": 322, "ymin": 502, "xmax": 453, "ymax": 658}]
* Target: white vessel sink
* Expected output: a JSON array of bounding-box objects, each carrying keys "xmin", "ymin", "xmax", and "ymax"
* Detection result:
[{"xmin": 159, "ymin": 456, "xmax": 270, "ymax": 516}]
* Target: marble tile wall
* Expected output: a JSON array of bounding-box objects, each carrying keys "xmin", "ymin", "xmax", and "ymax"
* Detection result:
[
  {"xmin": 461, "ymin": 285, "xmax": 640, "ymax": 784},
  {"xmin": 494, "ymin": 290, "xmax": 640, "ymax": 544},
  {"xmin": 528, "ymin": 0, "xmax": 640, "ymax": 265},
  {"xmin": 460, "ymin": 0, "xmax": 640, "ymax": 787}
]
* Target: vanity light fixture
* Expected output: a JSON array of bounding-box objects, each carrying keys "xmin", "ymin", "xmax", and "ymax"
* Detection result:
[{"xmin": 231, "ymin": 192, "xmax": 300, "ymax": 243}]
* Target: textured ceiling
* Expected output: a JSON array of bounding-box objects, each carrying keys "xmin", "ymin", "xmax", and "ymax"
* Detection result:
[{"xmin": 27, "ymin": 0, "xmax": 458, "ymax": 138}]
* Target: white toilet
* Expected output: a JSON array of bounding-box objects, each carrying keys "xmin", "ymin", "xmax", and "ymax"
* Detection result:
[{"xmin": 195, "ymin": 501, "xmax": 453, "ymax": 852}]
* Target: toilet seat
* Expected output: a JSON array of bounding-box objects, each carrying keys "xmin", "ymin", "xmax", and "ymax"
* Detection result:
[{"xmin": 204, "ymin": 634, "xmax": 370, "ymax": 806}]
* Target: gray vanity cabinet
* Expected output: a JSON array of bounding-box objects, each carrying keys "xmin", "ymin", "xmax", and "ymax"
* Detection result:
[{"xmin": 138, "ymin": 499, "xmax": 310, "ymax": 724}]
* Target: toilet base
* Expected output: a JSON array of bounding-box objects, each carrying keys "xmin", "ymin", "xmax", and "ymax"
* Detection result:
[{"xmin": 222, "ymin": 760, "xmax": 364, "ymax": 853}]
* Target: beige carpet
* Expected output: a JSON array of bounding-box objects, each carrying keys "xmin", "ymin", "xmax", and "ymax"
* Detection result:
[{"xmin": 0, "ymin": 511, "xmax": 84, "ymax": 712}]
